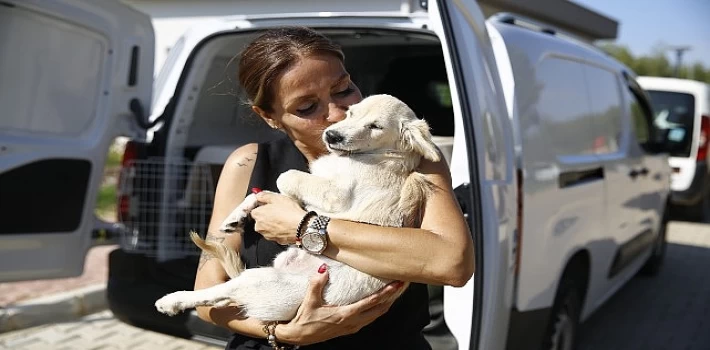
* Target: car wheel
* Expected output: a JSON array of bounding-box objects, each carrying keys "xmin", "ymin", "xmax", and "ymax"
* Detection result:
[
  {"xmin": 542, "ymin": 279, "xmax": 582, "ymax": 350},
  {"xmin": 688, "ymin": 192, "xmax": 710, "ymax": 223},
  {"xmin": 640, "ymin": 208, "xmax": 668, "ymax": 277}
]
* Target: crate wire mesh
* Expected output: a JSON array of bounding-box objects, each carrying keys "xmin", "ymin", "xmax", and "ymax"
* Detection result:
[{"xmin": 118, "ymin": 158, "xmax": 218, "ymax": 260}]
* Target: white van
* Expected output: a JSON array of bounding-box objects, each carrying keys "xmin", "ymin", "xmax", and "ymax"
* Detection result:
[
  {"xmin": 637, "ymin": 76, "xmax": 710, "ymax": 221},
  {"xmin": 0, "ymin": 1, "xmax": 672, "ymax": 349}
]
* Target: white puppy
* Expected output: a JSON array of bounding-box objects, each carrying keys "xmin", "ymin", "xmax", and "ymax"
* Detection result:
[{"xmin": 155, "ymin": 94, "xmax": 441, "ymax": 321}]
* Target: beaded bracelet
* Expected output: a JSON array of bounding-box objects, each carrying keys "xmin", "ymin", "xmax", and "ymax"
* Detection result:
[
  {"xmin": 296, "ymin": 211, "xmax": 318, "ymax": 246},
  {"xmin": 262, "ymin": 322, "xmax": 298, "ymax": 350}
]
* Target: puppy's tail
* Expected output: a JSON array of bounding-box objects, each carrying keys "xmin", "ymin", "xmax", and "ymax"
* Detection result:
[
  {"xmin": 399, "ymin": 171, "xmax": 436, "ymax": 227},
  {"xmin": 190, "ymin": 231, "xmax": 244, "ymax": 279}
]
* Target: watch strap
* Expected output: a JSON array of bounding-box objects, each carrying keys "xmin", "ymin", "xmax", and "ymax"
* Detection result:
[{"xmin": 309, "ymin": 215, "xmax": 330, "ymax": 231}]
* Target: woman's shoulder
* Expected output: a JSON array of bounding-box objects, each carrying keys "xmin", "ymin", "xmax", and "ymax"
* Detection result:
[
  {"xmin": 221, "ymin": 143, "xmax": 260, "ymax": 179},
  {"xmin": 221, "ymin": 137, "xmax": 304, "ymax": 182},
  {"xmin": 228, "ymin": 143, "xmax": 259, "ymax": 159}
]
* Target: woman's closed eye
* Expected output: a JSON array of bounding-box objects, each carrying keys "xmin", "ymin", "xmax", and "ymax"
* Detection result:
[
  {"xmin": 297, "ymin": 102, "xmax": 317, "ymax": 115},
  {"xmin": 335, "ymin": 86, "xmax": 354, "ymax": 97},
  {"xmin": 296, "ymin": 87, "xmax": 354, "ymax": 116}
]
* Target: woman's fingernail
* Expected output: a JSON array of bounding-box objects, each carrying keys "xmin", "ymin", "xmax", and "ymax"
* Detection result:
[
  {"xmin": 251, "ymin": 187, "xmax": 263, "ymax": 194},
  {"xmin": 318, "ymin": 264, "xmax": 327, "ymax": 274},
  {"xmin": 392, "ymin": 281, "xmax": 404, "ymax": 289}
]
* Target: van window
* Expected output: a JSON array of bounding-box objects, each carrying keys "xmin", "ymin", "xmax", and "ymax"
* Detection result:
[
  {"xmin": 0, "ymin": 8, "xmax": 104, "ymax": 137},
  {"xmin": 535, "ymin": 57, "xmax": 598, "ymax": 156},
  {"xmin": 626, "ymin": 85, "xmax": 662, "ymax": 154},
  {"xmin": 647, "ymin": 91, "xmax": 696, "ymax": 157},
  {"xmin": 584, "ymin": 65, "xmax": 624, "ymax": 155},
  {"xmin": 373, "ymin": 54, "xmax": 454, "ymax": 136}
]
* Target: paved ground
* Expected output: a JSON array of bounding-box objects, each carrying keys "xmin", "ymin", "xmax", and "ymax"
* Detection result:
[
  {"xmin": 0, "ymin": 310, "xmax": 221, "ymax": 350},
  {"xmin": 578, "ymin": 220, "xmax": 710, "ymax": 350},
  {"xmin": 0, "ymin": 220, "xmax": 708, "ymax": 349}
]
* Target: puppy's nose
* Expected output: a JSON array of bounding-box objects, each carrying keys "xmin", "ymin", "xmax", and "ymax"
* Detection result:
[{"xmin": 325, "ymin": 130, "xmax": 344, "ymax": 144}]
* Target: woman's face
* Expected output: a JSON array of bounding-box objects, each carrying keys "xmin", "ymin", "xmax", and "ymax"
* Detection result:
[{"xmin": 254, "ymin": 54, "xmax": 363, "ymax": 157}]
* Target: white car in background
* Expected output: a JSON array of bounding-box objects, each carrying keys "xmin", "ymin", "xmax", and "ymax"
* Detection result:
[{"xmin": 638, "ymin": 77, "xmax": 710, "ymax": 221}]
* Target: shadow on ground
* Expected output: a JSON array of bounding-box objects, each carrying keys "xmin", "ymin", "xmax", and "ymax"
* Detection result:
[{"xmin": 579, "ymin": 223, "xmax": 710, "ymax": 350}]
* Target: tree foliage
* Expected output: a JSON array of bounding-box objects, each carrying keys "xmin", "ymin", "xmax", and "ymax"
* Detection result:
[{"xmin": 599, "ymin": 43, "xmax": 710, "ymax": 83}]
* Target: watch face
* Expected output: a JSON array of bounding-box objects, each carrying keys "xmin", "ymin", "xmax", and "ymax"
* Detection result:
[{"xmin": 302, "ymin": 232, "xmax": 325, "ymax": 253}]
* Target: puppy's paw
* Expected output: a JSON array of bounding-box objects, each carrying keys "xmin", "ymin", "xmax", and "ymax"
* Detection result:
[
  {"xmin": 219, "ymin": 214, "xmax": 247, "ymax": 233},
  {"xmin": 219, "ymin": 193, "xmax": 260, "ymax": 233},
  {"xmin": 155, "ymin": 292, "xmax": 189, "ymax": 316}
]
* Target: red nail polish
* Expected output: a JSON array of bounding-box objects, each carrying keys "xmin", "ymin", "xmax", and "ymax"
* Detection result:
[
  {"xmin": 252, "ymin": 187, "xmax": 262, "ymax": 194},
  {"xmin": 393, "ymin": 281, "xmax": 404, "ymax": 289},
  {"xmin": 318, "ymin": 264, "xmax": 327, "ymax": 274}
]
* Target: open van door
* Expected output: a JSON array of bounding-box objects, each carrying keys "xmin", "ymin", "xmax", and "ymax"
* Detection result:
[
  {"xmin": 427, "ymin": 0, "xmax": 517, "ymax": 349},
  {"xmin": 0, "ymin": 0, "xmax": 153, "ymax": 282}
]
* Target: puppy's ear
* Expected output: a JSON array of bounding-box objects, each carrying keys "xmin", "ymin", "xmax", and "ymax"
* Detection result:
[{"xmin": 401, "ymin": 119, "xmax": 441, "ymax": 162}]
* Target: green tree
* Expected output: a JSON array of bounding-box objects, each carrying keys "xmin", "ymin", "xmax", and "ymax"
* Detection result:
[
  {"xmin": 599, "ymin": 43, "xmax": 710, "ymax": 84},
  {"xmin": 691, "ymin": 63, "xmax": 708, "ymax": 82},
  {"xmin": 600, "ymin": 43, "xmax": 635, "ymax": 67}
]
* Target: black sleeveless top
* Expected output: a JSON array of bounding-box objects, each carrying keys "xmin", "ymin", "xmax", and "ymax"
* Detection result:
[{"xmin": 225, "ymin": 136, "xmax": 432, "ymax": 350}]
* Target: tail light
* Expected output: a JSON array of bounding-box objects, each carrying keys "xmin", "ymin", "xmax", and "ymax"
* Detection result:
[
  {"xmin": 117, "ymin": 141, "xmax": 138, "ymax": 221},
  {"xmin": 514, "ymin": 169, "xmax": 523, "ymax": 275},
  {"xmin": 696, "ymin": 115, "xmax": 710, "ymax": 162}
]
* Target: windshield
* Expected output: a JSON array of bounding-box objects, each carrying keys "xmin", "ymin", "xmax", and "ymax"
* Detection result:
[{"xmin": 647, "ymin": 90, "xmax": 696, "ymax": 157}]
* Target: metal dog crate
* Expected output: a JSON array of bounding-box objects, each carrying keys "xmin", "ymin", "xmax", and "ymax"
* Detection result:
[{"xmin": 117, "ymin": 158, "xmax": 219, "ymax": 260}]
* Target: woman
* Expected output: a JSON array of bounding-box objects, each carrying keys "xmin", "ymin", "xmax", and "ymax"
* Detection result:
[{"xmin": 194, "ymin": 26, "xmax": 474, "ymax": 349}]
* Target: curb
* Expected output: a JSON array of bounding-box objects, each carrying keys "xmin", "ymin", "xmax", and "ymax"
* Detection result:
[{"xmin": 0, "ymin": 283, "xmax": 107, "ymax": 333}]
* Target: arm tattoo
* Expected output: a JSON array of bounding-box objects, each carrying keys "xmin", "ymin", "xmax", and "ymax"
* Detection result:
[
  {"xmin": 197, "ymin": 232, "xmax": 226, "ymax": 272},
  {"xmin": 236, "ymin": 152, "xmax": 258, "ymax": 167}
]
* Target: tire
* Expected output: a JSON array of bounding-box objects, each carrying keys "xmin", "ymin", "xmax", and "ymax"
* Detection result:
[
  {"xmin": 687, "ymin": 193, "xmax": 710, "ymax": 223},
  {"xmin": 639, "ymin": 207, "xmax": 669, "ymax": 276},
  {"xmin": 542, "ymin": 278, "xmax": 582, "ymax": 350}
]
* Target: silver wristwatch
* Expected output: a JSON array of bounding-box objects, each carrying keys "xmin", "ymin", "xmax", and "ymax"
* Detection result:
[{"xmin": 300, "ymin": 215, "xmax": 330, "ymax": 254}]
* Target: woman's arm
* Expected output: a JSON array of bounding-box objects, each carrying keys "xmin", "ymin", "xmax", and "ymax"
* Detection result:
[
  {"xmin": 252, "ymin": 157, "xmax": 474, "ymax": 287},
  {"xmin": 193, "ymin": 143, "xmax": 265, "ymax": 337},
  {"xmin": 193, "ymin": 143, "xmax": 405, "ymax": 345},
  {"xmin": 328, "ymin": 157, "xmax": 474, "ymax": 286}
]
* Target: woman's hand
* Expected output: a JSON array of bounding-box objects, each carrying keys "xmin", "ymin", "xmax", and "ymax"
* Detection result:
[
  {"xmin": 251, "ymin": 191, "xmax": 307, "ymax": 245},
  {"xmin": 276, "ymin": 265, "xmax": 404, "ymax": 346}
]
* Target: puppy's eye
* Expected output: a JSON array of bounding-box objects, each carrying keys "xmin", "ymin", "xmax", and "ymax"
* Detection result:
[{"xmin": 368, "ymin": 123, "xmax": 382, "ymax": 130}]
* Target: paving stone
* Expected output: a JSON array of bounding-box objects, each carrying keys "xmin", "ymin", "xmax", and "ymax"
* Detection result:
[{"xmin": 0, "ymin": 311, "xmax": 221, "ymax": 350}]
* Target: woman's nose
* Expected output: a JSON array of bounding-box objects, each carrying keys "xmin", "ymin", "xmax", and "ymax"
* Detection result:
[{"xmin": 327, "ymin": 103, "xmax": 348, "ymax": 122}]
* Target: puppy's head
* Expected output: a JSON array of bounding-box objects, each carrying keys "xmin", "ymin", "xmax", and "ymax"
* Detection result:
[{"xmin": 323, "ymin": 94, "xmax": 440, "ymax": 161}]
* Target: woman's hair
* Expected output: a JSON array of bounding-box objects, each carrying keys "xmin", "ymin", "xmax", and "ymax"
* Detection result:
[{"xmin": 238, "ymin": 26, "xmax": 344, "ymax": 112}]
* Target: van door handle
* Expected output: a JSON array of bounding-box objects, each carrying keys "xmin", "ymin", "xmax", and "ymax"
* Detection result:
[
  {"xmin": 629, "ymin": 168, "xmax": 649, "ymax": 179},
  {"xmin": 558, "ymin": 167, "xmax": 604, "ymax": 188},
  {"xmin": 453, "ymin": 183, "xmax": 474, "ymax": 228}
]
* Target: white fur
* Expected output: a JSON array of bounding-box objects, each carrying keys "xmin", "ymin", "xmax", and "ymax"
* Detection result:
[{"xmin": 155, "ymin": 94, "xmax": 440, "ymax": 321}]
